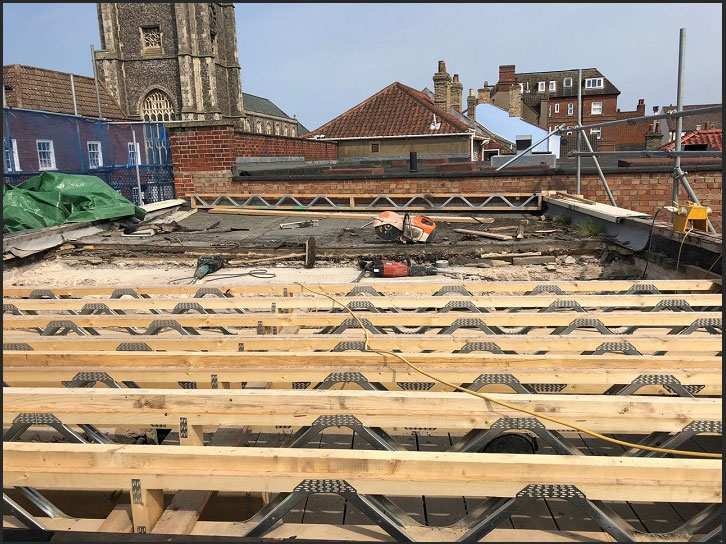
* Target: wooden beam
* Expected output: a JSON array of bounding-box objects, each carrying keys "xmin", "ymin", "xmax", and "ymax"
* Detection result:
[
  {"xmin": 97, "ymin": 503, "xmax": 132, "ymax": 533},
  {"xmin": 4, "ymin": 443, "xmax": 720, "ymax": 503},
  {"xmin": 151, "ymin": 426, "xmax": 248, "ymax": 535},
  {"xmin": 3, "ymin": 311, "xmax": 719, "ymax": 329},
  {"xmin": 4, "ymin": 335, "xmax": 721, "ymax": 354},
  {"xmin": 209, "ymin": 207, "xmax": 497, "ymax": 224},
  {"xmin": 129, "ymin": 481, "xmax": 164, "ymax": 534},
  {"xmin": 4, "ymin": 280, "xmax": 719, "ymax": 298},
  {"xmin": 5, "ymin": 293, "xmax": 721, "ymax": 311},
  {"xmin": 453, "ymin": 228, "xmax": 513, "ymax": 240},
  {"xmin": 2, "ymin": 388, "xmax": 720, "ymax": 434},
  {"xmin": 3, "ymin": 352, "xmax": 720, "ymax": 394}
]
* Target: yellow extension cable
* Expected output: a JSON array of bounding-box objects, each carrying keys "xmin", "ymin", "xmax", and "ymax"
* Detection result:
[
  {"xmin": 675, "ymin": 226, "xmax": 694, "ymax": 279},
  {"xmin": 296, "ymin": 282, "xmax": 721, "ymax": 459}
]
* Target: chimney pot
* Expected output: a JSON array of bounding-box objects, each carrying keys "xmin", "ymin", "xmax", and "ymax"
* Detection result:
[
  {"xmin": 638, "ymin": 98, "xmax": 645, "ymax": 105},
  {"xmin": 469, "ymin": 88, "xmax": 475, "ymax": 97},
  {"xmin": 453, "ymin": 74, "xmax": 459, "ymax": 82},
  {"xmin": 438, "ymin": 60, "xmax": 447, "ymax": 73}
]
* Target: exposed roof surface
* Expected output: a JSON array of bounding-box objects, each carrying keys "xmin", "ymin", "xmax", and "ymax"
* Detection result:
[
  {"xmin": 3, "ymin": 64, "xmax": 128, "ymax": 120},
  {"xmin": 498, "ymin": 68, "xmax": 620, "ymax": 105},
  {"xmin": 660, "ymin": 128, "xmax": 722, "ymax": 151},
  {"xmin": 659, "ymin": 104, "xmax": 722, "ymax": 132},
  {"xmin": 243, "ymin": 92, "xmax": 292, "ymax": 119},
  {"xmin": 305, "ymin": 82, "xmax": 481, "ymax": 139}
]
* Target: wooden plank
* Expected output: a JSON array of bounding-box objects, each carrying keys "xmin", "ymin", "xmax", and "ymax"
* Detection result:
[
  {"xmin": 208, "ymin": 207, "xmax": 496, "ymax": 224},
  {"xmin": 5, "ymin": 335, "xmax": 720, "ymax": 354},
  {"xmin": 129, "ymin": 483, "xmax": 164, "ymax": 534},
  {"xmin": 97, "ymin": 503, "xmax": 133, "ymax": 533},
  {"xmin": 151, "ymin": 426, "xmax": 248, "ymax": 535},
  {"xmin": 4, "ymin": 279, "xmax": 719, "ymax": 297},
  {"xmin": 4, "ymin": 443, "xmax": 721, "ymax": 503},
  {"xmin": 453, "ymin": 228, "xmax": 514, "ymax": 240},
  {"xmin": 4, "ymin": 310, "xmax": 719, "ymax": 329},
  {"xmin": 6, "ymin": 293, "xmax": 721, "ymax": 311},
  {"xmin": 3, "ymin": 389, "xmax": 720, "ymax": 435}
]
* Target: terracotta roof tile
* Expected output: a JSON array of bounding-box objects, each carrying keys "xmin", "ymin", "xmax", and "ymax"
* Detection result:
[
  {"xmin": 660, "ymin": 128, "xmax": 722, "ymax": 151},
  {"xmin": 305, "ymin": 82, "xmax": 480, "ymax": 139},
  {"xmin": 3, "ymin": 64, "xmax": 128, "ymax": 120}
]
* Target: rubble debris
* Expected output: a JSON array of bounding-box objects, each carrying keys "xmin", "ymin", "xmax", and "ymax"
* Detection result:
[{"xmin": 454, "ymin": 228, "xmax": 513, "ymax": 241}]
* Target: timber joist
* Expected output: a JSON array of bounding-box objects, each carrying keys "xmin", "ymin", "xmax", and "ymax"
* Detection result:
[
  {"xmin": 2, "ymin": 311, "xmax": 722, "ymax": 335},
  {"xmin": 4, "ymin": 334, "xmax": 721, "ymax": 354},
  {"xmin": 3, "ymin": 293, "xmax": 722, "ymax": 312},
  {"xmin": 3, "ymin": 351, "xmax": 721, "ymax": 395},
  {"xmin": 3, "ymin": 443, "xmax": 722, "ymax": 541},
  {"xmin": 2, "ymin": 279, "xmax": 721, "ymax": 297}
]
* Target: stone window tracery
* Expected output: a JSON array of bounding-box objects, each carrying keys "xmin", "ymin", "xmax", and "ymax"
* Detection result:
[
  {"xmin": 141, "ymin": 90, "xmax": 175, "ymax": 122},
  {"xmin": 141, "ymin": 26, "xmax": 162, "ymax": 49}
]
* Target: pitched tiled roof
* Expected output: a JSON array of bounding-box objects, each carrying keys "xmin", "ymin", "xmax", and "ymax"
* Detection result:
[
  {"xmin": 243, "ymin": 92, "xmax": 292, "ymax": 119},
  {"xmin": 3, "ymin": 64, "xmax": 128, "ymax": 120},
  {"xmin": 660, "ymin": 128, "xmax": 722, "ymax": 151},
  {"xmin": 659, "ymin": 104, "xmax": 722, "ymax": 132},
  {"xmin": 305, "ymin": 82, "xmax": 480, "ymax": 139},
  {"xmin": 498, "ymin": 68, "xmax": 619, "ymax": 107}
]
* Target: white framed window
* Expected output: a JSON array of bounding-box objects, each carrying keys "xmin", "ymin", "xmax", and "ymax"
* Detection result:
[
  {"xmin": 585, "ymin": 77, "xmax": 604, "ymax": 89},
  {"xmin": 591, "ymin": 101, "xmax": 603, "ymax": 115},
  {"xmin": 87, "ymin": 141, "xmax": 103, "ymax": 169},
  {"xmin": 4, "ymin": 139, "xmax": 20, "ymax": 172},
  {"xmin": 564, "ymin": 77, "xmax": 573, "ymax": 87},
  {"xmin": 554, "ymin": 103, "xmax": 560, "ymax": 114},
  {"xmin": 537, "ymin": 81, "xmax": 545, "ymax": 92},
  {"xmin": 518, "ymin": 83, "xmax": 524, "ymax": 93},
  {"xmin": 549, "ymin": 81, "xmax": 556, "ymax": 92},
  {"xmin": 567, "ymin": 103, "xmax": 574, "ymax": 115},
  {"xmin": 128, "ymin": 142, "xmax": 141, "ymax": 166},
  {"xmin": 590, "ymin": 127, "xmax": 602, "ymax": 139},
  {"xmin": 36, "ymin": 140, "xmax": 56, "ymax": 170}
]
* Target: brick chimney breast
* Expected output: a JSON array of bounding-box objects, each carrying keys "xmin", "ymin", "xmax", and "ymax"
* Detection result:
[
  {"xmin": 499, "ymin": 65, "xmax": 516, "ymax": 87},
  {"xmin": 433, "ymin": 60, "xmax": 452, "ymax": 111},
  {"xmin": 450, "ymin": 74, "xmax": 463, "ymax": 113},
  {"xmin": 467, "ymin": 89, "xmax": 478, "ymax": 122},
  {"xmin": 509, "ymin": 83, "xmax": 522, "ymax": 118}
]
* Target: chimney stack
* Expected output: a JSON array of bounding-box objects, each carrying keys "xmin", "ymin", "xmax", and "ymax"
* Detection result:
[
  {"xmin": 466, "ymin": 89, "xmax": 477, "ymax": 122},
  {"xmin": 637, "ymin": 98, "xmax": 645, "ymax": 115},
  {"xmin": 450, "ymin": 74, "xmax": 463, "ymax": 113},
  {"xmin": 498, "ymin": 65, "xmax": 516, "ymax": 87},
  {"xmin": 509, "ymin": 84, "xmax": 522, "ymax": 118},
  {"xmin": 477, "ymin": 81, "xmax": 491, "ymax": 105},
  {"xmin": 433, "ymin": 60, "xmax": 452, "ymax": 111}
]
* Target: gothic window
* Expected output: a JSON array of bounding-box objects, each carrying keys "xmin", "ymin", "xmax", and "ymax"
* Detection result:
[
  {"xmin": 274, "ymin": 124, "xmax": 280, "ymax": 135},
  {"xmin": 290, "ymin": 126, "xmax": 297, "ymax": 137},
  {"xmin": 141, "ymin": 90, "xmax": 175, "ymax": 122},
  {"xmin": 141, "ymin": 26, "xmax": 162, "ymax": 50},
  {"xmin": 283, "ymin": 125, "xmax": 289, "ymax": 137},
  {"xmin": 209, "ymin": 4, "xmax": 218, "ymax": 56},
  {"xmin": 266, "ymin": 122, "xmax": 272, "ymax": 134},
  {"xmin": 255, "ymin": 121, "xmax": 262, "ymax": 133},
  {"xmin": 243, "ymin": 118, "xmax": 251, "ymax": 132}
]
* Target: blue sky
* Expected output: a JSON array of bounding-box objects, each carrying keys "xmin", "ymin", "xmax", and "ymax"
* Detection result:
[{"xmin": 3, "ymin": 3, "xmax": 722, "ymax": 130}]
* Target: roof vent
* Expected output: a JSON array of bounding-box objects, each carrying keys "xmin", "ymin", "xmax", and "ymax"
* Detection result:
[
  {"xmin": 430, "ymin": 114, "xmax": 441, "ymax": 131},
  {"xmin": 515, "ymin": 135, "xmax": 532, "ymax": 154}
]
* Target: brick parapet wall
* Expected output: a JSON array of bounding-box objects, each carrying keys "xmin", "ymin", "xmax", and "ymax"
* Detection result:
[
  {"xmin": 168, "ymin": 124, "xmax": 721, "ymax": 228},
  {"xmin": 168, "ymin": 124, "xmax": 338, "ymax": 197}
]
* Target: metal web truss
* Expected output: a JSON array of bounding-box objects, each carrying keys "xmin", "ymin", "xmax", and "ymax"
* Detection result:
[{"xmin": 190, "ymin": 193, "xmax": 541, "ymax": 211}]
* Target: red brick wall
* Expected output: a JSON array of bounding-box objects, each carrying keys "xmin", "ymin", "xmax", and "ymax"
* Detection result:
[
  {"xmin": 547, "ymin": 94, "xmax": 618, "ymax": 150},
  {"xmin": 168, "ymin": 123, "xmax": 721, "ymax": 228},
  {"xmin": 168, "ymin": 124, "xmax": 337, "ymax": 197},
  {"xmin": 235, "ymin": 133, "xmax": 337, "ymax": 161}
]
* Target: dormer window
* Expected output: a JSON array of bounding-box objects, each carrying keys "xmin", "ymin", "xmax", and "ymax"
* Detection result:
[
  {"xmin": 564, "ymin": 77, "xmax": 573, "ymax": 87},
  {"xmin": 537, "ymin": 81, "xmax": 545, "ymax": 92},
  {"xmin": 549, "ymin": 81, "xmax": 556, "ymax": 92},
  {"xmin": 585, "ymin": 77, "xmax": 604, "ymax": 89}
]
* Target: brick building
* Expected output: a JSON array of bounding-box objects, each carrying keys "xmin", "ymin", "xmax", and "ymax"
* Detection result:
[
  {"xmin": 94, "ymin": 3, "xmax": 305, "ymax": 136},
  {"xmin": 304, "ymin": 62, "xmax": 512, "ymax": 161},
  {"xmin": 474, "ymin": 65, "xmax": 648, "ymax": 152},
  {"xmin": 654, "ymin": 103, "xmax": 722, "ymax": 146}
]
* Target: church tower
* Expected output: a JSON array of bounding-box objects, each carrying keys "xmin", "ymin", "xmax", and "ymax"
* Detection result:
[{"xmin": 94, "ymin": 3, "xmax": 244, "ymax": 122}]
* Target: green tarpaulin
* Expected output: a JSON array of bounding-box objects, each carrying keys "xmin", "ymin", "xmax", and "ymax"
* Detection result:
[{"xmin": 3, "ymin": 172, "xmax": 146, "ymax": 234}]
